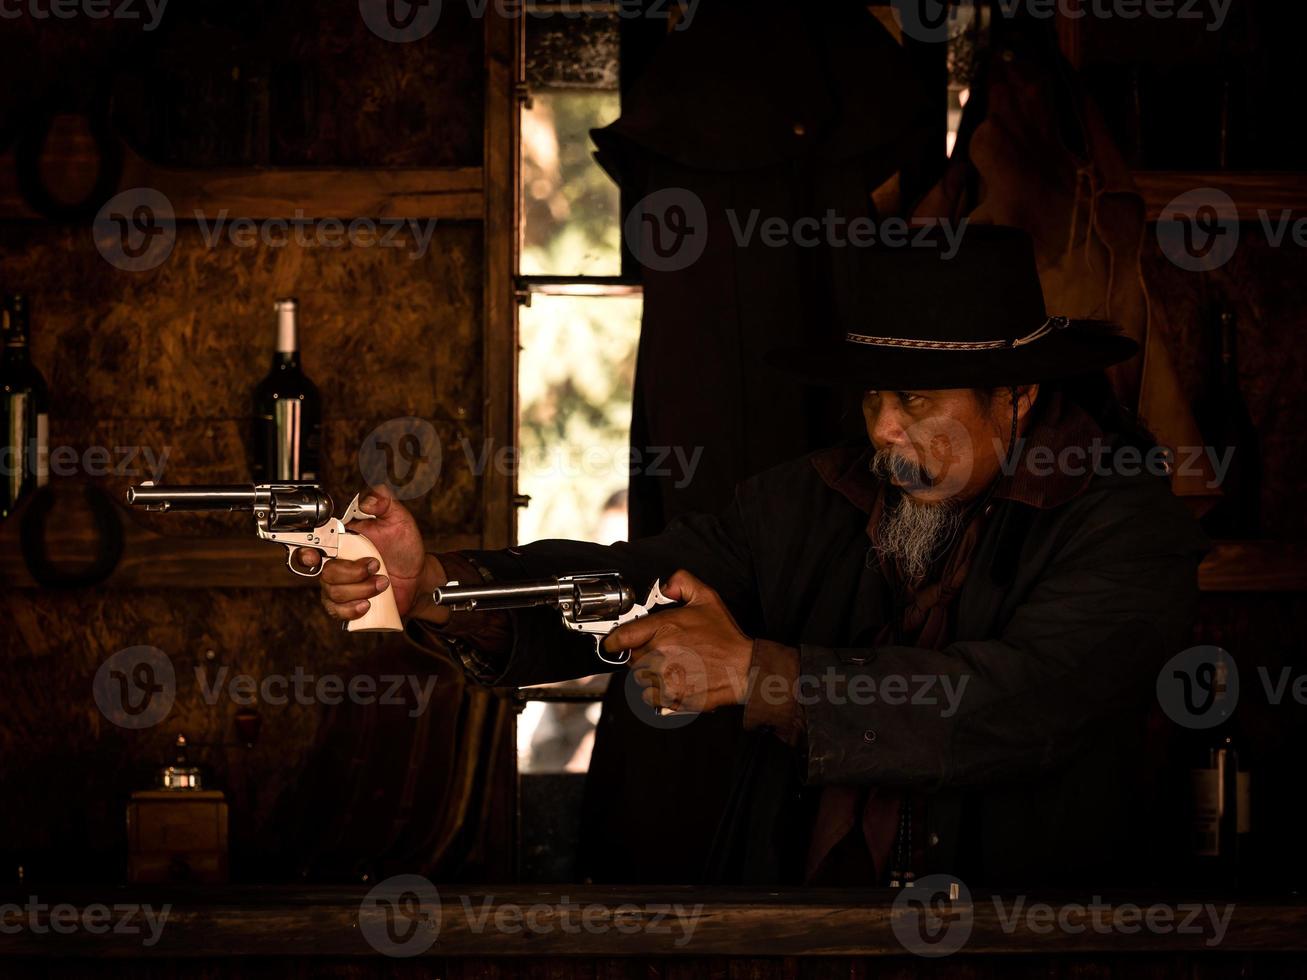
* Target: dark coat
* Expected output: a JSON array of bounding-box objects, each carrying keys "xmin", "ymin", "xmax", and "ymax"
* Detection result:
[
  {"xmin": 582, "ymin": 0, "xmax": 939, "ymax": 885},
  {"xmin": 426, "ymin": 423, "xmax": 1211, "ymax": 888}
]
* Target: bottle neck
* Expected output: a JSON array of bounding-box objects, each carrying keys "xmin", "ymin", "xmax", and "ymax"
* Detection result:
[
  {"xmin": 2, "ymin": 334, "xmax": 28, "ymax": 367},
  {"xmin": 275, "ymin": 300, "xmax": 298, "ymax": 350},
  {"xmin": 272, "ymin": 300, "xmax": 299, "ymax": 369},
  {"xmin": 4, "ymin": 299, "xmax": 30, "ymax": 354}
]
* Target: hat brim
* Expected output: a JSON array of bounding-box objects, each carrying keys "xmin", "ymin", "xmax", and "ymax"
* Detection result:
[{"xmin": 765, "ymin": 322, "xmax": 1140, "ymax": 390}]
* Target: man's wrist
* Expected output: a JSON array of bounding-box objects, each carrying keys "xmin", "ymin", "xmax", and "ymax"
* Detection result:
[
  {"xmin": 407, "ymin": 553, "xmax": 450, "ymax": 625},
  {"xmin": 743, "ymin": 639, "xmax": 804, "ymax": 745}
]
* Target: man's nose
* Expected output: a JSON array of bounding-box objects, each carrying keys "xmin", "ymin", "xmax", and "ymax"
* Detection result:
[{"xmin": 867, "ymin": 406, "xmax": 910, "ymax": 450}]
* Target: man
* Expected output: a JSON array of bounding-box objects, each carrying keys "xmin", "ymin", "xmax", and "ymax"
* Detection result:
[{"xmin": 305, "ymin": 227, "xmax": 1210, "ymax": 887}]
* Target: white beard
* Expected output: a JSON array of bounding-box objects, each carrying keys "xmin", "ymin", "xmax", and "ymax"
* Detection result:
[{"xmin": 870, "ymin": 448, "xmax": 965, "ymax": 582}]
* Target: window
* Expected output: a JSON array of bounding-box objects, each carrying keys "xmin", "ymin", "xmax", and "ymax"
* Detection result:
[{"xmin": 514, "ymin": 5, "xmax": 642, "ymax": 775}]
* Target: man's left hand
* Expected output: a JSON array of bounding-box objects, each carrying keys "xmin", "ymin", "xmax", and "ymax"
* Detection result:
[{"xmin": 602, "ymin": 569, "xmax": 754, "ymax": 713}]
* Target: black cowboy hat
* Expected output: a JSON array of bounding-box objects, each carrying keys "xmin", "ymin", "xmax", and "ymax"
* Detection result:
[{"xmin": 766, "ymin": 224, "xmax": 1138, "ymax": 390}]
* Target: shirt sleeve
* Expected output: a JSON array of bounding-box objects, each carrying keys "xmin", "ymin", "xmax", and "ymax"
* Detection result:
[
  {"xmin": 408, "ymin": 493, "xmax": 758, "ymax": 689},
  {"xmin": 403, "ymin": 551, "xmax": 516, "ymax": 684},
  {"xmin": 743, "ymin": 639, "xmax": 804, "ymax": 746},
  {"xmin": 796, "ymin": 475, "xmax": 1209, "ymax": 789}
]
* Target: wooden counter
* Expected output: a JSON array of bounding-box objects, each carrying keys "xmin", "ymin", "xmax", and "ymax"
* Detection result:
[{"xmin": 2, "ymin": 884, "xmax": 1305, "ymax": 976}]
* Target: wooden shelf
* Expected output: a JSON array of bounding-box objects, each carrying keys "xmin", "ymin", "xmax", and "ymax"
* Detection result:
[
  {"xmin": 3, "ymin": 496, "xmax": 1300, "ymax": 593},
  {"xmin": 1136, "ymin": 171, "xmax": 1307, "ymax": 222},
  {"xmin": 1198, "ymin": 539, "xmax": 1307, "ymax": 593},
  {"xmin": 0, "ymin": 140, "xmax": 484, "ymax": 221},
  {"xmin": 0, "ymin": 498, "xmax": 480, "ymax": 589}
]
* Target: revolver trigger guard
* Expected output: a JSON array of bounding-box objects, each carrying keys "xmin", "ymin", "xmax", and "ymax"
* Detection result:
[
  {"xmin": 286, "ymin": 546, "xmax": 326, "ymax": 577},
  {"xmin": 596, "ymin": 639, "xmax": 630, "ymax": 666}
]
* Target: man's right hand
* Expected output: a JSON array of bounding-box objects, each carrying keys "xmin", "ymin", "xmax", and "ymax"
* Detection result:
[{"xmin": 295, "ymin": 485, "xmax": 450, "ymax": 627}]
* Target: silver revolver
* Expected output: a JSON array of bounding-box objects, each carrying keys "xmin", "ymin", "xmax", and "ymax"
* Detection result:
[
  {"xmin": 125, "ymin": 481, "xmax": 402, "ymax": 633},
  {"xmin": 433, "ymin": 571, "xmax": 676, "ymax": 665}
]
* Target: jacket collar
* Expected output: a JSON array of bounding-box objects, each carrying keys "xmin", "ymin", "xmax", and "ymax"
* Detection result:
[{"xmin": 811, "ymin": 390, "xmax": 1105, "ymax": 515}]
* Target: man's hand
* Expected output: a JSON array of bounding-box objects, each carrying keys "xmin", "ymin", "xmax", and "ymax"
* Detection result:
[
  {"xmin": 296, "ymin": 485, "xmax": 444, "ymax": 625},
  {"xmin": 603, "ymin": 569, "xmax": 754, "ymax": 713}
]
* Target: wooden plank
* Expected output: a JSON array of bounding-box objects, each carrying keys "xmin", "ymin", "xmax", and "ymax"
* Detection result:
[
  {"xmin": 0, "ymin": 144, "xmax": 484, "ymax": 221},
  {"xmin": 1137, "ymin": 172, "xmax": 1307, "ymax": 222},
  {"xmin": 1198, "ymin": 540, "xmax": 1307, "ymax": 593},
  {"xmin": 0, "ymin": 886, "xmax": 1302, "ymax": 958},
  {"xmin": 0, "ymin": 496, "xmax": 478, "ymax": 589},
  {"xmin": 480, "ymin": 6, "xmax": 522, "ymax": 551},
  {"xmin": 4, "ymin": 494, "xmax": 1291, "ymax": 591}
]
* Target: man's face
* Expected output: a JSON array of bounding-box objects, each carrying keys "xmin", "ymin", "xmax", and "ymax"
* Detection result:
[{"xmin": 862, "ymin": 388, "xmax": 1027, "ymax": 504}]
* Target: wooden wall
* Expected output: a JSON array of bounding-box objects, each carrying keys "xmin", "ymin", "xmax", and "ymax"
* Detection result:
[
  {"xmin": 1142, "ymin": 229, "xmax": 1307, "ymax": 538},
  {"xmin": 0, "ymin": 2, "xmax": 499, "ymax": 885},
  {"xmin": 1146, "ymin": 224, "xmax": 1307, "ymax": 885},
  {"xmin": 1066, "ymin": 0, "xmax": 1307, "ymax": 885}
]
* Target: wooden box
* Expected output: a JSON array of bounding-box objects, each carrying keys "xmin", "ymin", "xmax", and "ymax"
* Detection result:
[{"xmin": 126, "ymin": 790, "xmax": 229, "ymax": 884}]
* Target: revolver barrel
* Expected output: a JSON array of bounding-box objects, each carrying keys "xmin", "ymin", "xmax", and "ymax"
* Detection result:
[
  {"xmin": 125, "ymin": 482, "xmax": 334, "ymax": 530},
  {"xmin": 434, "ymin": 579, "xmax": 574, "ymax": 612},
  {"xmin": 435, "ymin": 573, "xmax": 635, "ymax": 620}
]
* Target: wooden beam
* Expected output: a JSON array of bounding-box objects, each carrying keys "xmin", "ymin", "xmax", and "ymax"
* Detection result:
[
  {"xmin": 1137, "ymin": 171, "xmax": 1307, "ymax": 222},
  {"xmin": 2, "ymin": 494, "xmax": 1300, "ymax": 592},
  {"xmin": 1198, "ymin": 539, "xmax": 1307, "ymax": 593},
  {"xmin": 480, "ymin": 6, "xmax": 521, "ymax": 551},
  {"xmin": 1, "ymin": 885, "xmax": 1305, "ymax": 956},
  {"xmin": 0, "ymin": 498, "xmax": 478, "ymax": 589},
  {"xmin": 0, "ymin": 143, "xmax": 484, "ymax": 221}
]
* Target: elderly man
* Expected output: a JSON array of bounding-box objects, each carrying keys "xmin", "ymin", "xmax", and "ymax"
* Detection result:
[{"xmin": 305, "ymin": 226, "xmax": 1210, "ymax": 888}]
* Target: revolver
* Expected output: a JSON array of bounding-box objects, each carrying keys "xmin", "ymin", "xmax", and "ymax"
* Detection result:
[
  {"xmin": 433, "ymin": 571, "xmax": 676, "ymax": 665},
  {"xmin": 125, "ymin": 481, "xmax": 402, "ymax": 633}
]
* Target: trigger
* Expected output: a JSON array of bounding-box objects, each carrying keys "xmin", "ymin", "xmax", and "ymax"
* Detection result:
[{"xmin": 287, "ymin": 547, "xmax": 325, "ymax": 577}]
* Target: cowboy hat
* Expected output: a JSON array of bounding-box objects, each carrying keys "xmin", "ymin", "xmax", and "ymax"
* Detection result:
[{"xmin": 766, "ymin": 224, "xmax": 1138, "ymax": 389}]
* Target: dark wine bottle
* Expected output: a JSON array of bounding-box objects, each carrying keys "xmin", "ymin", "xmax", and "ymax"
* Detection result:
[
  {"xmin": 250, "ymin": 298, "xmax": 321, "ymax": 482},
  {"xmin": 1188, "ymin": 652, "xmax": 1251, "ymax": 888},
  {"xmin": 1, "ymin": 294, "xmax": 50, "ymax": 518},
  {"xmin": 1196, "ymin": 307, "xmax": 1261, "ymax": 538}
]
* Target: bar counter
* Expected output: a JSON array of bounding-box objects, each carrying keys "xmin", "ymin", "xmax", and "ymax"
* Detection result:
[{"xmin": 2, "ymin": 885, "xmax": 1305, "ymax": 974}]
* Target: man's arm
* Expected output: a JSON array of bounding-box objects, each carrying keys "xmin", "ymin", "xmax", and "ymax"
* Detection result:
[{"xmin": 406, "ymin": 495, "xmax": 759, "ymax": 689}]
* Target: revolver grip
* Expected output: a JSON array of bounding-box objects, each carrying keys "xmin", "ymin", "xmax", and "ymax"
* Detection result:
[{"xmin": 337, "ymin": 531, "xmax": 403, "ymax": 633}]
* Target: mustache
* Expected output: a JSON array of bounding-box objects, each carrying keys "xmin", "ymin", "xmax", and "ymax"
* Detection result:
[{"xmin": 870, "ymin": 447, "xmax": 934, "ymax": 489}]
